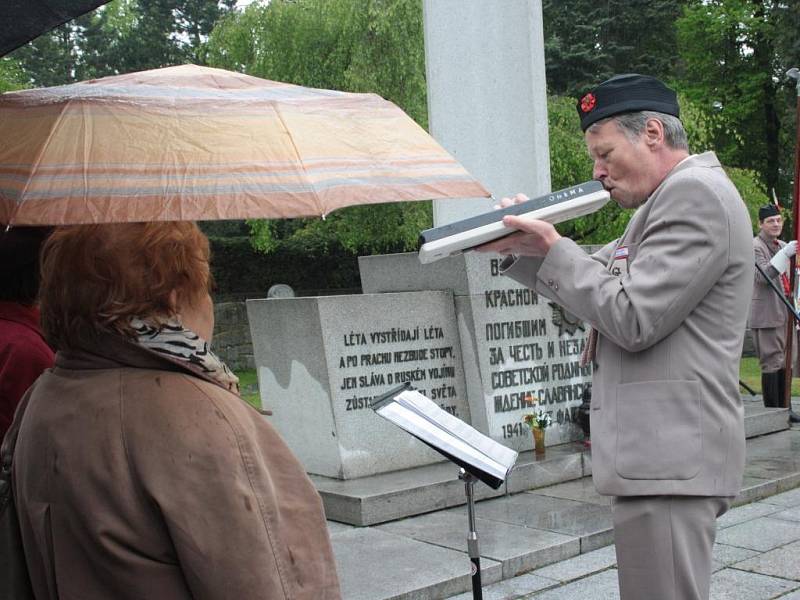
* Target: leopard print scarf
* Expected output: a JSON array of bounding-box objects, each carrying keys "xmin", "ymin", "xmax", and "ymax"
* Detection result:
[{"xmin": 129, "ymin": 317, "xmax": 240, "ymax": 394}]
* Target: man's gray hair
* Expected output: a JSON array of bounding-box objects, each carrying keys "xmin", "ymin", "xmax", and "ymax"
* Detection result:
[{"xmin": 588, "ymin": 111, "xmax": 689, "ymax": 151}]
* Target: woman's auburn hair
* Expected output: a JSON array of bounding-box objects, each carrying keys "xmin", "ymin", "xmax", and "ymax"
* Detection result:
[{"xmin": 40, "ymin": 221, "xmax": 211, "ymax": 350}]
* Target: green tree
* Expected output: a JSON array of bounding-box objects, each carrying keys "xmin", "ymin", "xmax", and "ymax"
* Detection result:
[
  {"xmin": 207, "ymin": 1, "xmax": 357, "ymax": 91},
  {"xmin": 8, "ymin": 0, "xmax": 235, "ymax": 86},
  {"xmin": 727, "ymin": 167, "xmax": 771, "ymax": 234},
  {"xmin": 81, "ymin": 0, "xmax": 182, "ymax": 77},
  {"xmin": 7, "ymin": 16, "xmax": 91, "ymax": 87},
  {"xmin": 676, "ymin": 0, "xmax": 794, "ymax": 200},
  {"xmin": 774, "ymin": 2, "xmax": 800, "ymax": 66},
  {"xmin": 0, "ymin": 57, "xmax": 28, "ymax": 92},
  {"xmin": 344, "ymin": 0, "xmax": 427, "ymax": 128},
  {"xmin": 773, "ymin": 1, "xmax": 800, "ymax": 209},
  {"xmin": 543, "ymin": 0, "xmax": 686, "ymax": 97},
  {"xmin": 176, "ymin": 0, "xmax": 238, "ymax": 63},
  {"xmin": 81, "ymin": 0, "xmax": 236, "ymax": 78}
]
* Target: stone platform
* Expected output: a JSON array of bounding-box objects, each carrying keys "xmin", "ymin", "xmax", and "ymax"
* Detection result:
[
  {"xmin": 328, "ymin": 400, "xmax": 800, "ymax": 600},
  {"xmin": 317, "ymin": 400, "xmax": 791, "ymax": 526}
]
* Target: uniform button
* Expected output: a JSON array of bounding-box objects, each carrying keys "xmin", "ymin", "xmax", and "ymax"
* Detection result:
[
  {"xmin": 547, "ymin": 279, "xmax": 554, "ymax": 286},
  {"xmin": 553, "ymin": 283, "xmax": 559, "ymax": 290}
]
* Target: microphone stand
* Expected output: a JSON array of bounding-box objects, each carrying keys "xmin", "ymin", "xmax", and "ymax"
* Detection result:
[
  {"xmin": 754, "ymin": 261, "xmax": 800, "ymax": 418},
  {"xmin": 754, "ymin": 261, "xmax": 800, "ymax": 323}
]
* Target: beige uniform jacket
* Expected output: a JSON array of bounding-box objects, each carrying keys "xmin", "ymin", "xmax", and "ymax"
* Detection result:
[
  {"xmin": 748, "ymin": 232, "xmax": 788, "ymax": 329},
  {"xmin": 502, "ymin": 152, "xmax": 753, "ymax": 497},
  {"xmin": 11, "ymin": 332, "xmax": 341, "ymax": 600}
]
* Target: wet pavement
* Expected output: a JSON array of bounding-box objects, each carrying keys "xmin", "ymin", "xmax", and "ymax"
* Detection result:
[
  {"xmin": 447, "ymin": 412, "xmax": 800, "ymax": 600},
  {"xmin": 329, "ymin": 398, "xmax": 800, "ymax": 600}
]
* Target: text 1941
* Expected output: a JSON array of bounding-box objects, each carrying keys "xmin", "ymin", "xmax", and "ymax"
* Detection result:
[{"xmin": 502, "ymin": 422, "xmax": 528, "ymax": 439}]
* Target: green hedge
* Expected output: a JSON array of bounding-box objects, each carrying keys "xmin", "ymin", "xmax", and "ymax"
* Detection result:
[{"xmin": 209, "ymin": 236, "xmax": 369, "ymax": 301}]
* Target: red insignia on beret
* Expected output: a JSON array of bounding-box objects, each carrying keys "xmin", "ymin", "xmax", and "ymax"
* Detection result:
[{"xmin": 580, "ymin": 93, "xmax": 596, "ymax": 113}]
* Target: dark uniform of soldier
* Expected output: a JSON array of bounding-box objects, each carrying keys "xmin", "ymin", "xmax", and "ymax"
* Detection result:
[{"xmin": 749, "ymin": 204, "xmax": 800, "ymax": 422}]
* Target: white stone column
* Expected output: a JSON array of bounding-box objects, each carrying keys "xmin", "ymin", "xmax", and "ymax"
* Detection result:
[{"xmin": 423, "ymin": 0, "xmax": 551, "ymax": 226}]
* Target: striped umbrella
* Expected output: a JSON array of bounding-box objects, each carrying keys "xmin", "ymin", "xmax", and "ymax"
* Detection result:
[{"xmin": 0, "ymin": 64, "xmax": 489, "ymax": 226}]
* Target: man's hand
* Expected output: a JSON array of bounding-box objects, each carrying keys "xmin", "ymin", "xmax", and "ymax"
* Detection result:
[
  {"xmin": 770, "ymin": 240, "xmax": 797, "ymax": 274},
  {"xmin": 476, "ymin": 193, "xmax": 562, "ymax": 257}
]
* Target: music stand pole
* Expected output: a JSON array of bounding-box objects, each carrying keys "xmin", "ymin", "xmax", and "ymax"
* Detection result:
[{"xmin": 459, "ymin": 469, "xmax": 483, "ymax": 600}]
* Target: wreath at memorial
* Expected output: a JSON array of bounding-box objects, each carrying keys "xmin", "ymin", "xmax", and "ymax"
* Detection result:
[
  {"xmin": 522, "ymin": 396, "xmax": 552, "ymax": 456},
  {"xmin": 521, "ymin": 395, "xmax": 552, "ymax": 430},
  {"xmin": 522, "ymin": 410, "xmax": 552, "ymax": 430}
]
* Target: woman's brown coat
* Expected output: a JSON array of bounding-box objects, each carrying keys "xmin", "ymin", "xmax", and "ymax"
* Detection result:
[{"xmin": 12, "ymin": 333, "xmax": 341, "ymax": 600}]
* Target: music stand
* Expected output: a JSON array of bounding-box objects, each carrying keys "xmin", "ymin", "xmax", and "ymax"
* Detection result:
[
  {"xmin": 372, "ymin": 383, "xmax": 518, "ymax": 600},
  {"xmin": 459, "ymin": 469, "xmax": 483, "ymax": 599}
]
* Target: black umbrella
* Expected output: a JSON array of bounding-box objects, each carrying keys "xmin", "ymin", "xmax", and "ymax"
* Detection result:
[{"xmin": 1, "ymin": 0, "xmax": 112, "ymax": 57}]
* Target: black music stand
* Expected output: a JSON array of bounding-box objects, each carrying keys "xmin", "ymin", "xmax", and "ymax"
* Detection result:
[
  {"xmin": 371, "ymin": 383, "xmax": 518, "ymax": 600},
  {"xmin": 459, "ymin": 469, "xmax": 483, "ymax": 599}
]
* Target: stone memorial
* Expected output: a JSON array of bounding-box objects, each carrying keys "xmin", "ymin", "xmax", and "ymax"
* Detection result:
[
  {"xmin": 359, "ymin": 251, "xmax": 593, "ymax": 453},
  {"xmin": 410, "ymin": 0, "xmax": 572, "ymax": 455},
  {"xmin": 246, "ymin": 291, "xmax": 470, "ymax": 479},
  {"xmin": 243, "ymin": 3, "xmax": 585, "ymax": 523}
]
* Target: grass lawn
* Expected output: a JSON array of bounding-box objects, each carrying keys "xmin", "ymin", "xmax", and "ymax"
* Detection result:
[
  {"xmin": 235, "ymin": 369, "xmax": 261, "ymax": 409},
  {"xmin": 739, "ymin": 356, "xmax": 800, "ymax": 396},
  {"xmin": 237, "ymin": 360, "xmax": 793, "ymax": 410}
]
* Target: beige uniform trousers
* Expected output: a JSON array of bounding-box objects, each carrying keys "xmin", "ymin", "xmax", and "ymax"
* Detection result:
[
  {"xmin": 613, "ymin": 495, "xmax": 732, "ymax": 600},
  {"xmin": 752, "ymin": 326, "xmax": 787, "ymax": 373}
]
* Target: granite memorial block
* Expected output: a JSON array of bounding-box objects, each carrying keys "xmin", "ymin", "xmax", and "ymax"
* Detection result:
[
  {"xmin": 359, "ymin": 252, "xmax": 593, "ymax": 453},
  {"xmin": 246, "ymin": 291, "xmax": 470, "ymax": 479}
]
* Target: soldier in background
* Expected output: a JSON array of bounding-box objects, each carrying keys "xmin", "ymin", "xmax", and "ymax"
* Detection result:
[{"xmin": 749, "ymin": 204, "xmax": 800, "ymax": 422}]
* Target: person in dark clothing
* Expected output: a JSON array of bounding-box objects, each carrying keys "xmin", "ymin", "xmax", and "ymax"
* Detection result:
[
  {"xmin": 748, "ymin": 204, "xmax": 800, "ymax": 422},
  {"xmin": 0, "ymin": 227, "xmax": 54, "ymax": 442}
]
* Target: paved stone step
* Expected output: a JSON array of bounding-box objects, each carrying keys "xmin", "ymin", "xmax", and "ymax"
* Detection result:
[
  {"xmin": 313, "ymin": 439, "xmax": 587, "ymax": 526},
  {"xmin": 316, "ymin": 401, "xmax": 789, "ymax": 526},
  {"xmin": 743, "ymin": 398, "xmax": 793, "ymax": 438},
  {"xmin": 329, "ymin": 427, "xmax": 800, "ymax": 600}
]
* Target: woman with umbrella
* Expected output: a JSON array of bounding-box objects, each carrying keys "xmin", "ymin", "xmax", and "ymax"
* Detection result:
[
  {"xmin": 0, "ymin": 65, "xmax": 486, "ymax": 598},
  {"xmin": 5, "ymin": 221, "xmax": 341, "ymax": 599}
]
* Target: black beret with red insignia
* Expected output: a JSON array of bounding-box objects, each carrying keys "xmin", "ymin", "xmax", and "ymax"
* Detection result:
[
  {"xmin": 758, "ymin": 204, "xmax": 780, "ymax": 221},
  {"xmin": 576, "ymin": 74, "xmax": 680, "ymax": 132}
]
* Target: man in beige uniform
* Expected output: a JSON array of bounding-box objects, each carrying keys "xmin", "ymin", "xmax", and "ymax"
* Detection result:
[
  {"xmin": 480, "ymin": 74, "xmax": 753, "ymax": 600},
  {"xmin": 749, "ymin": 204, "xmax": 799, "ymax": 421}
]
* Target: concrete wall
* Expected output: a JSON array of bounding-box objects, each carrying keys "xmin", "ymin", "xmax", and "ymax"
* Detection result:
[{"xmin": 212, "ymin": 301, "xmax": 255, "ymax": 371}]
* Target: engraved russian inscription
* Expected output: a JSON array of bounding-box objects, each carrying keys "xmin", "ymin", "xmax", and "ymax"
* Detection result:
[{"xmin": 472, "ymin": 255, "xmax": 592, "ymax": 443}]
